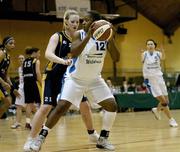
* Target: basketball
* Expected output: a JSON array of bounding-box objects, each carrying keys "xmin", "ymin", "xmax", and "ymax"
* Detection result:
[{"xmin": 92, "ymin": 20, "xmax": 113, "ymax": 41}]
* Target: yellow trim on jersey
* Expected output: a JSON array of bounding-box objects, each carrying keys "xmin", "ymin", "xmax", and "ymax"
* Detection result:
[
  {"xmin": 59, "ymin": 32, "xmax": 63, "ymax": 44},
  {"xmin": 41, "ymin": 73, "xmax": 47, "ymax": 105},
  {"xmin": 46, "ymin": 61, "xmax": 54, "ymax": 71},
  {"xmin": 36, "ymin": 81, "xmax": 42, "ymax": 104},
  {"xmin": 33, "ymin": 58, "xmax": 37, "ymax": 64},
  {"xmin": 62, "ymin": 31, "xmax": 72, "ymax": 42}
]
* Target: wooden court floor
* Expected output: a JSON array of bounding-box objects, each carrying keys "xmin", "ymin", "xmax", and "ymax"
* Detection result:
[{"xmin": 0, "ymin": 110, "xmax": 180, "ymax": 152}]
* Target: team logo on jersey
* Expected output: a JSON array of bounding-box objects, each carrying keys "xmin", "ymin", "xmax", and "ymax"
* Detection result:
[{"xmin": 86, "ymin": 59, "xmax": 102, "ymax": 64}]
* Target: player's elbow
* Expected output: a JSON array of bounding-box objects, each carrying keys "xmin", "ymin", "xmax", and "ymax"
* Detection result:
[{"xmin": 45, "ymin": 51, "xmax": 52, "ymax": 61}]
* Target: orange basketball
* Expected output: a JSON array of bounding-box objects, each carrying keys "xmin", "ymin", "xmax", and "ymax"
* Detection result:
[{"xmin": 92, "ymin": 20, "xmax": 113, "ymax": 41}]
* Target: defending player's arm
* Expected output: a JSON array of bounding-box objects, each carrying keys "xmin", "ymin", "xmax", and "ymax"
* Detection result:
[{"xmin": 45, "ymin": 33, "xmax": 71, "ymax": 65}]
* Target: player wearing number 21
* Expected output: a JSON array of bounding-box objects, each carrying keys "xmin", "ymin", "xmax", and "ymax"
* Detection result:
[{"xmin": 33, "ymin": 10, "xmax": 120, "ymax": 151}]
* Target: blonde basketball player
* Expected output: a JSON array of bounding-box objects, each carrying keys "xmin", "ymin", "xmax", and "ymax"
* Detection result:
[{"xmin": 23, "ymin": 9, "xmax": 99, "ymax": 152}]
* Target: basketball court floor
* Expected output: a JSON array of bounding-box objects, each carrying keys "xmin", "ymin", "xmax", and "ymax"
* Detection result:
[{"xmin": 0, "ymin": 110, "xmax": 180, "ymax": 152}]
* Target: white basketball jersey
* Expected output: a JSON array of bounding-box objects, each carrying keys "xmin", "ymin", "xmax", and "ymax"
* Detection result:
[
  {"xmin": 18, "ymin": 66, "xmax": 24, "ymax": 89},
  {"xmin": 142, "ymin": 51, "xmax": 163, "ymax": 77},
  {"xmin": 66, "ymin": 30, "xmax": 107, "ymax": 81}
]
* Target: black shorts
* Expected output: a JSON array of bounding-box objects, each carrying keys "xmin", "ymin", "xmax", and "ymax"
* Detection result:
[
  {"xmin": 42, "ymin": 73, "xmax": 63, "ymax": 107},
  {"xmin": 24, "ymin": 80, "xmax": 41, "ymax": 104}
]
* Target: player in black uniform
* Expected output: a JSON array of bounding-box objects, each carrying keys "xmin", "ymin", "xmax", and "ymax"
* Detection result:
[
  {"xmin": 0, "ymin": 36, "xmax": 20, "ymax": 117},
  {"xmin": 23, "ymin": 47, "xmax": 41, "ymax": 129},
  {"xmin": 24, "ymin": 10, "xmax": 99, "ymax": 152}
]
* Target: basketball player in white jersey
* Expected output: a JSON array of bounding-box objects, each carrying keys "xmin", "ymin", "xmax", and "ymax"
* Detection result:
[
  {"xmin": 31, "ymin": 10, "xmax": 120, "ymax": 151},
  {"xmin": 11, "ymin": 55, "xmax": 25, "ymax": 129},
  {"xmin": 142, "ymin": 39, "xmax": 178, "ymax": 127},
  {"xmin": 24, "ymin": 10, "xmax": 102, "ymax": 152}
]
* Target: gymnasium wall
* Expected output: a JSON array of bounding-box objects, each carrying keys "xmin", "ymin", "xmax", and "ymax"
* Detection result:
[
  {"xmin": 103, "ymin": 14, "xmax": 180, "ymax": 78},
  {"xmin": 0, "ymin": 13, "xmax": 179, "ymax": 78}
]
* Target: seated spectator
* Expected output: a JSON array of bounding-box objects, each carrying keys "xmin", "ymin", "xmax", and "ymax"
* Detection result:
[
  {"xmin": 121, "ymin": 80, "xmax": 128, "ymax": 93},
  {"xmin": 166, "ymin": 81, "xmax": 173, "ymax": 92},
  {"xmin": 128, "ymin": 82, "xmax": 136, "ymax": 93},
  {"xmin": 106, "ymin": 77, "xmax": 116, "ymax": 93},
  {"xmin": 136, "ymin": 82, "xmax": 148, "ymax": 93}
]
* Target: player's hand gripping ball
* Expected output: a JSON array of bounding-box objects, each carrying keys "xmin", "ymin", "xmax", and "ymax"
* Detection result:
[{"xmin": 91, "ymin": 20, "xmax": 113, "ymax": 41}]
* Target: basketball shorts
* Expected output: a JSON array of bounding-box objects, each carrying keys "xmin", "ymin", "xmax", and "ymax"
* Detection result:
[
  {"xmin": 144, "ymin": 75, "xmax": 168, "ymax": 97},
  {"xmin": 15, "ymin": 87, "xmax": 25, "ymax": 106},
  {"xmin": 24, "ymin": 80, "xmax": 41, "ymax": 104},
  {"xmin": 58, "ymin": 77, "xmax": 114, "ymax": 108},
  {"xmin": 42, "ymin": 73, "xmax": 62, "ymax": 107}
]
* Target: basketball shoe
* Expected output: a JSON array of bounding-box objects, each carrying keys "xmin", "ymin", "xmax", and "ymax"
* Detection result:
[
  {"xmin": 89, "ymin": 130, "xmax": 99, "ymax": 142},
  {"xmin": 169, "ymin": 118, "xmax": 178, "ymax": 127},
  {"xmin": 11, "ymin": 122, "xmax": 21, "ymax": 129},
  {"xmin": 30, "ymin": 135, "xmax": 45, "ymax": 152},
  {"xmin": 96, "ymin": 136, "xmax": 115, "ymax": 151},
  {"xmin": 23, "ymin": 138, "xmax": 34, "ymax": 152}
]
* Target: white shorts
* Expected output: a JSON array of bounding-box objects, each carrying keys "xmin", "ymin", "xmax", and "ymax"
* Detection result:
[
  {"xmin": 146, "ymin": 75, "xmax": 168, "ymax": 97},
  {"xmin": 15, "ymin": 88, "xmax": 25, "ymax": 106},
  {"xmin": 58, "ymin": 77, "xmax": 114, "ymax": 108}
]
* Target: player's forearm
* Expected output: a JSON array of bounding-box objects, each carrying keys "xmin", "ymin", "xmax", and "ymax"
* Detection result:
[
  {"xmin": 45, "ymin": 52, "xmax": 66, "ymax": 64},
  {"xmin": 71, "ymin": 35, "xmax": 91, "ymax": 58},
  {"xmin": 108, "ymin": 38, "xmax": 120, "ymax": 62}
]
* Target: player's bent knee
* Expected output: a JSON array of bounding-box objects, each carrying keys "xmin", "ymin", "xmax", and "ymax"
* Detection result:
[
  {"xmin": 56, "ymin": 100, "xmax": 71, "ymax": 115},
  {"xmin": 106, "ymin": 100, "xmax": 118, "ymax": 112},
  {"xmin": 161, "ymin": 102, "xmax": 168, "ymax": 107}
]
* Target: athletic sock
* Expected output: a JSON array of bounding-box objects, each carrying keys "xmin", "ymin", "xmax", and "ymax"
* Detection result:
[
  {"xmin": 100, "ymin": 130, "xmax": 109, "ymax": 138},
  {"xmin": 87, "ymin": 129, "xmax": 95, "ymax": 135},
  {"xmin": 39, "ymin": 126, "xmax": 51, "ymax": 138}
]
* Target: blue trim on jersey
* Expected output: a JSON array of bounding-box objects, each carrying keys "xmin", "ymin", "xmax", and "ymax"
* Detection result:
[
  {"xmin": 69, "ymin": 58, "xmax": 77, "ymax": 73},
  {"xmin": 156, "ymin": 52, "xmax": 160, "ymax": 60},
  {"xmin": 56, "ymin": 75, "xmax": 65, "ymax": 102},
  {"xmin": 142, "ymin": 52, "xmax": 147, "ymax": 63},
  {"xmin": 144, "ymin": 79, "xmax": 152, "ymax": 94}
]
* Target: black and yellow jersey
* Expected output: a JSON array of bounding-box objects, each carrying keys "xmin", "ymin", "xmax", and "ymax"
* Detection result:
[
  {"xmin": 23, "ymin": 57, "xmax": 37, "ymax": 81},
  {"xmin": 44, "ymin": 31, "xmax": 72, "ymax": 78},
  {"xmin": 0, "ymin": 49, "xmax": 10, "ymax": 79}
]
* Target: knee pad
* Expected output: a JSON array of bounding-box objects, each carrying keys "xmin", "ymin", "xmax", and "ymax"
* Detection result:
[{"xmin": 161, "ymin": 102, "xmax": 168, "ymax": 107}]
